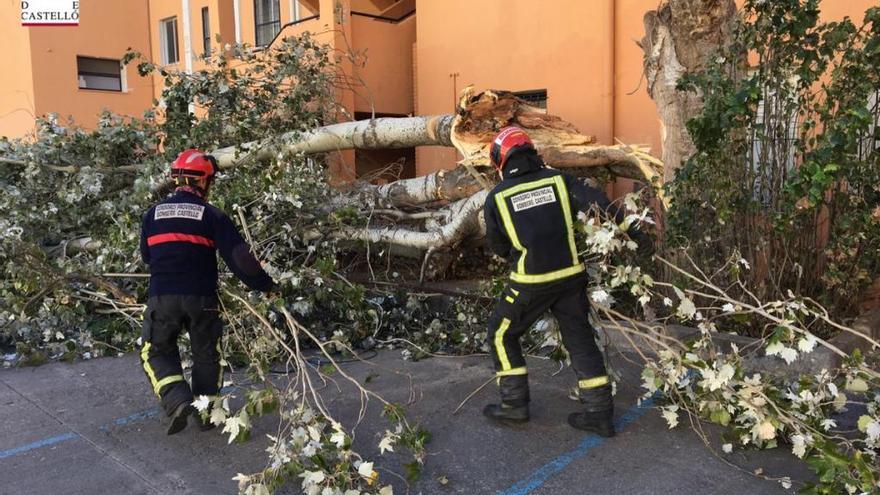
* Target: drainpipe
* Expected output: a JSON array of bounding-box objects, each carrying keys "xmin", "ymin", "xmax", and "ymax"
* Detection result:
[
  {"xmin": 181, "ymin": 0, "xmax": 193, "ymax": 74},
  {"xmin": 234, "ymin": 0, "xmax": 242, "ymax": 43},
  {"xmin": 606, "ymin": 0, "xmax": 617, "ymax": 198},
  {"xmin": 607, "ymin": 0, "xmax": 616, "ymax": 145},
  {"xmin": 143, "ymin": 0, "xmax": 155, "ymax": 97}
]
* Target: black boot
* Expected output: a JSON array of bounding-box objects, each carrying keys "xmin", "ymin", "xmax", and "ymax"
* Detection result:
[
  {"xmin": 569, "ymin": 383, "xmax": 614, "ymax": 437},
  {"xmin": 192, "ymin": 412, "xmax": 216, "ymax": 431},
  {"xmin": 484, "ymin": 374, "xmax": 530, "ymax": 424},
  {"xmin": 167, "ymin": 402, "xmax": 195, "ymax": 435},
  {"xmin": 483, "ymin": 403, "xmax": 530, "ymax": 423},
  {"xmin": 567, "ymin": 409, "xmax": 615, "ymax": 437}
]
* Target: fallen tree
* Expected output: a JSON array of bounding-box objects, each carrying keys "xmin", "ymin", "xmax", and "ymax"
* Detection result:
[{"xmin": 5, "ymin": 18, "xmax": 878, "ymax": 494}]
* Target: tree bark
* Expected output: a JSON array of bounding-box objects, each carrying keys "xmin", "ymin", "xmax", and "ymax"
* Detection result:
[
  {"xmin": 641, "ymin": 0, "xmax": 736, "ymax": 182},
  {"xmin": 212, "ymin": 115, "xmax": 456, "ymax": 169},
  {"xmin": 328, "ymin": 191, "xmax": 488, "ymax": 250}
]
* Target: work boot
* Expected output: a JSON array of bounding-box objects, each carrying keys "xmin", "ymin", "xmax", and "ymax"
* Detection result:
[
  {"xmin": 483, "ymin": 403, "xmax": 530, "ymax": 424},
  {"xmin": 166, "ymin": 402, "xmax": 195, "ymax": 435},
  {"xmin": 569, "ymin": 382, "xmax": 614, "ymax": 437},
  {"xmin": 192, "ymin": 412, "xmax": 216, "ymax": 431},
  {"xmin": 484, "ymin": 373, "xmax": 530, "ymax": 424},
  {"xmin": 567, "ymin": 409, "xmax": 615, "ymax": 437}
]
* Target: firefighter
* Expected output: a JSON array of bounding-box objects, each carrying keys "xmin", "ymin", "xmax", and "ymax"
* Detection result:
[
  {"xmin": 482, "ymin": 127, "xmax": 650, "ymax": 437},
  {"xmin": 139, "ymin": 149, "xmax": 277, "ymax": 435}
]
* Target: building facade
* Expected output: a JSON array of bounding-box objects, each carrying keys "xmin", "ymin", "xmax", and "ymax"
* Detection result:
[{"xmin": 0, "ymin": 0, "xmax": 874, "ymax": 182}]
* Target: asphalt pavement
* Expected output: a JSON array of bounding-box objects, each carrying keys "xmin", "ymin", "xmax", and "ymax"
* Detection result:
[{"xmin": 0, "ymin": 348, "xmax": 814, "ymax": 494}]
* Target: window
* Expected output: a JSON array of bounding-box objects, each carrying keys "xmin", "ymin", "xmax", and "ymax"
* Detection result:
[
  {"xmin": 514, "ymin": 89, "xmax": 548, "ymax": 109},
  {"xmin": 860, "ymin": 89, "xmax": 880, "ymax": 160},
  {"xmin": 749, "ymin": 75, "xmax": 800, "ymax": 206},
  {"xmin": 77, "ymin": 57, "xmax": 122, "ymax": 91},
  {"xmin": 201, "ymin": 7, "xmax": 211, "ymax": 55},
  {"xmin": 160, "ymin": 17, "xmax": 179, "ymax": 65},
  {"xmin": 254, "ymin": 0, "xmax": 281, "ymax": 47}
]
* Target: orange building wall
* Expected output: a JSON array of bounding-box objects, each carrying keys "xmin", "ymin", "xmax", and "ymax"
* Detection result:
[
  {"xmin": 415, "ymin": 0, "xmax": 615, "ymax": 175},
  {"xmin": 27, "ymin": 0, "xmax": 154, "ymax": 129},
  {"xmin": 0, "ymin": 1, "xmax": 36, "ymax": 138},
  {"xmin": 351, "ymin": 14, "xmax": 415, "ymax": 116}
]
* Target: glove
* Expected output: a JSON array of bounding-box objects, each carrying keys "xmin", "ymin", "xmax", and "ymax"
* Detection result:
[
  {"xmin": 265, "ymin": 281, "xmax": 282, "ymax": 299},
  {"xmin": 631, "ymin": 231, "xmax": 655, "ymax": 261}
]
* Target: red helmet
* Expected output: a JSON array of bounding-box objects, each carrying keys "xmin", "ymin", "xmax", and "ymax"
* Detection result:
[
  {"xmin": 171, "ymin": 149, "xmax": 218, "ymax": 180},
  {"xmin": 489, "ymin": 126, "xmax": 534, "ymax": 172}
]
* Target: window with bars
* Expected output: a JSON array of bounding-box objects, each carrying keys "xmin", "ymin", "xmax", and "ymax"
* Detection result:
[
  {"xmin": 254, "ymin": 0, "xmax": 281, "ymax": 47},
  {"xmin": 160, "ymin": 17, "xmax": 179, "ymax": 65},
  {"xmin": 514, "ymin": 89, "xmax": 548, "ymax": 109},
  {"xmin": 749, "ymin": 76, "xmax": 801, "ymax": 206},
  {"xmin": 861, "ymin": 89, "xmax": 880, "ymax": 160},
  {"xmin": 201, "ymin": 7, "xmax": 210, "ymax": 55},
  {"xmin": 77, "ymin": 57, "xmax": 122, "ymax": 91}
]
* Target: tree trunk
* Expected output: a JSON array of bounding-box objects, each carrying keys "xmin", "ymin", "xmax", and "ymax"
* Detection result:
[
  {"xmin": 212, "ymin": 115, "xmax": 456, "ymax": 169},
  {"xmin": 641, "ymin": 0, "xmax": 736, "ymax": 182},
  {"xmin": 26, "ymin": 89, "xmax": 667, "ymax": 260}
]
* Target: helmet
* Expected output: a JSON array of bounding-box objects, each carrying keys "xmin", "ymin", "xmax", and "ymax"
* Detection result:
[
  {"xmin": 489, "ymin": 126, "xmax": 534, "ymax": 172},
  {"xmin": 170, "ymin": 149, "xmax": 218, "ymax": 187}
]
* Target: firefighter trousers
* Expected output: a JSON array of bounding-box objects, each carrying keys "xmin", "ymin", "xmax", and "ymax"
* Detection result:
[
  {"xmin": 487, "ymin": 280, "xmax": 610, "ymax": 408},
  {"xmin": 140, "ymin": 295, "xmax": 223, "ymax": 416}
]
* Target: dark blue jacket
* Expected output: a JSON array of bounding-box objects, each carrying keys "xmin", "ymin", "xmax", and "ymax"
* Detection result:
[{"xmin": 140, "ymin": 190, "xmax": 274, "ymax": 298}]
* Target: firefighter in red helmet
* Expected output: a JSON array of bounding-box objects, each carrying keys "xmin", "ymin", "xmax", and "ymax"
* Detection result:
[
  {"xmin": 482, "ymin": 127, "xmax": 650, "ymax": 437},
  {"xmin": 139, "ymin": 149, "xmax": 277, "ymax": 434}
]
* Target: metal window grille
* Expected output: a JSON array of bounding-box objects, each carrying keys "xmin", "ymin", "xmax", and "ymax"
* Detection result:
[
  {"xmin": 77, "ymin": 56, "xmax": 122, "ymax": 92},
  {"xmin": 254, "ymin": 0, "xmax": 281, "ymax": 47},
  {"xmin": 513, "ymin": 89, "xmax": 548, "ymax": 109},
  {"xmin": 201, "ymin": 7, "xmax": 210, "ymax": 55}
]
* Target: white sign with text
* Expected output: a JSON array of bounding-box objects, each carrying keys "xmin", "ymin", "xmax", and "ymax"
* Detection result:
[{"xmin": 21, "ymin": 0, "xmax": 79, "ymax": 26}]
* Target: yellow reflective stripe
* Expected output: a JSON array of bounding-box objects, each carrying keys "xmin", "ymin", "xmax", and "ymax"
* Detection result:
[
  {"xmin": 496, "ymin": 366, "xmax": 528, "ymax": 377},
  {"xmin": 153, "ymin": 374, "xmax": 184, "ymax": 395},
  {"xmin": 510, "ymin": 288, "xmax": 520, "ymax": 296},
  {"xmin": 505, "ymin": 296, "xmax": 515, "ymax": 303},
  {"xmin": 578, "ymin": 376, "xmax": 610, "ymax": 389},
  {"xmin": 494, "ymin": 318, "xmax": 513, "ymax": 371},
  {"xmin": 140, "ymin": 342, "xmax": 161, "ymax": 397},
  {"xmin": 499, "ymin": 176, "xmax": 559, "ymax": 197},
  {"xmin": 497, "ymin": 177, "xmax": 560, "ymax": 275},
  {"xmin": 554, "ymin": 175, "xmax": 579, "ymax": 265},
  {"xmin": 510, "ymin": 263, "xmax": 585, "ymax": 284},
  {"xmin": 495, "ymin": 193, "xmax": 527, "ymax": 274}
]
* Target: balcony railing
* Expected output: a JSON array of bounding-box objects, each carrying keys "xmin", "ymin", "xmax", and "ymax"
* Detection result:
[
  {"xmin": 256, "ymin": 14, "xmax": 320, "ymax": 51},
  {"xmin": 350, "ymin": 9, "xmax": 415, "ymax": 23}
]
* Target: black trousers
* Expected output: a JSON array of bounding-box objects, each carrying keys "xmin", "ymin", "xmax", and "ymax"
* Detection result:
[
  {"xmin": 487, "ymin": 280, "xmax": 609, "ymax": 407},
  {"xmin": 140, "ymin": 295, "xmax": 223, "ymax": 416}
]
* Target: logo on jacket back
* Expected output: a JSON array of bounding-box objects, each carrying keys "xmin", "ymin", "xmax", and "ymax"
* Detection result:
[
  {"xmin": 510, "ymin": 186, "xmax": 557, "ymax": 212},
  {"xmin": 154, "ymin": 203, "xmax": 205, "ymax": 221}
]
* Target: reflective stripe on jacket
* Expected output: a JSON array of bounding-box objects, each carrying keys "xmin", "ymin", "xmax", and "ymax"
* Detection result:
[
  {"xmin": 140, "ymin": 190, "xmax": 273, "ymax": 297},
  {"xmin": 483, "ymin": 152, "xmax": 620, "ymax": 287}
]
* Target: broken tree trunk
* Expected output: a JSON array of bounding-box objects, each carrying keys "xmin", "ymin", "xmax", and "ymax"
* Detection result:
[
  {"xmin": 641, "ymin": 0, "xmax": 736, "ymax": 182},
  {"xmin": 211, "ymin": 115, "xmax": 456, "ymax": 169},
  {"xmin": 321, "ymin": 89, "xmax": 666, "ymax": 253},
  {"xmin": 19, "ymin": 89, "xmax": 666, "ymax": 259}
]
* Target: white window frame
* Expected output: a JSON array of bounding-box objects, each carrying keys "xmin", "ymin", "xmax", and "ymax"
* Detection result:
[{"xmin": 160, "ymin": 17, "xmax": 180, "ymax": 65}]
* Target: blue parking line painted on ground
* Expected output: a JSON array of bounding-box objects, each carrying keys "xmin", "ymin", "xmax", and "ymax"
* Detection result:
[
  {"xmin": 0, "ymin": 432, "xmax": 79, "ymax": 460},
  {"xmin": 100, "ymin": 407, "xmax": 161, "ymax": 431},
  {"xmin": 6, "ymin": 384, "xmax": 240, "ymax": 456},
  {"xmin": 497, "ymin": 395, "xmax": 658, "ymax": 495}
]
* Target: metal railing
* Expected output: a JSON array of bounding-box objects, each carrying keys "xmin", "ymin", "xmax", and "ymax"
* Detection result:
[
  {"xmin": 350, "ymin": 9, "xmax": 415, "ymax": 23},
  {"xmin": 256, "ymin": 14, "xmax": 320, "ymax": 51}
]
